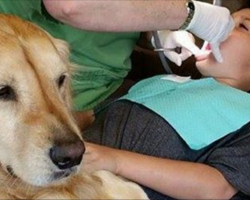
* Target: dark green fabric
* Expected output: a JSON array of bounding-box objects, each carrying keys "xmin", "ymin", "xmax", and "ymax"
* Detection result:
[{"xmin": 0, "ymin": 0, "xmax": 140, "ymax": 110}]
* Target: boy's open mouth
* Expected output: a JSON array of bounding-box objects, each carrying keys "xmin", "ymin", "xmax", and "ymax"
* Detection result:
[{"xmin": 195, "ymin": 43, "xmax": 211, "ymax": 62}]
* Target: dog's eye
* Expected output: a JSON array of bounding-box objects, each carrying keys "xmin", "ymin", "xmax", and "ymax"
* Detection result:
[
  {"xmin": 57, "ymin": 74, "xmax": 66, "ymax": 88},
  {"xmin": 0, "ymin": 86, "xmax": 16, "ymax": 101}
]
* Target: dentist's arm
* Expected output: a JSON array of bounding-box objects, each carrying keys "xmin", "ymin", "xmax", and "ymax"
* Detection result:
[
  {"xmin": 43, "ymin": 0, "xmax": 234, "ymax": 62},
  {"xmin": 42, "ymin": 0, "xmax": 188, "ymax": 31}
]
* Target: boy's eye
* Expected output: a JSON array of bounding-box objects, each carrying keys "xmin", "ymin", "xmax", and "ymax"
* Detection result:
[{"xmin": 240, "ymin": 23, "xmax": 249, "ymax": 31}]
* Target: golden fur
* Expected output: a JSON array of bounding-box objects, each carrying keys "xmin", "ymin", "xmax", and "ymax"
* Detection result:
[{"xmin": 0, "ymin": 14, "xmax": 147, "ymax": 199}]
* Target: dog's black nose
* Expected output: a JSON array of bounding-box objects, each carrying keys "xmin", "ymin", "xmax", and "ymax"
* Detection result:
[{"xmin": 49, "ymin": 141, "xmax": 85, "ymax": 170}]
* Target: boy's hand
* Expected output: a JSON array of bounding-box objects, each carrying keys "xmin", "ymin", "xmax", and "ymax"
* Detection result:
[{"xmin": 81, "ymin": 142, "xmax": 119, "ymax": 174}]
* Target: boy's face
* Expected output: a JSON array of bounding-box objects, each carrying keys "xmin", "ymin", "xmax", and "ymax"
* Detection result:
[{"xmin": 196, "ymin": 9, "xmax": 250, "ymax": 88}]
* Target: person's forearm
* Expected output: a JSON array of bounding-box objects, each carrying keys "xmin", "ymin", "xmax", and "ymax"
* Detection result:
[
  {"xmin": 43, "ymin": 0, "xmax": 188, "ymax": 32},
  {"xmin": 115, "ymin": 150, "xmax": 237, "ymax": 199}
]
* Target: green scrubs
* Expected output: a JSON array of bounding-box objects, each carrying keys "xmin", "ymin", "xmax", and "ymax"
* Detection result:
[{"xmin": 0, "ymin": 0, "xmax": 140, "ymax": 110}]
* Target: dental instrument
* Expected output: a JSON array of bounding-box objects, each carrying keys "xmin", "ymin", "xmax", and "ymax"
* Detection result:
[{"xmin": 152, "ymin": 31, "xmax": 173, "ymax": 74}]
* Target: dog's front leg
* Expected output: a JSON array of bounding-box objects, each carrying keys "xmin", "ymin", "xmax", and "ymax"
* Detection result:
[
  {"xmin": 91, "ymin": 170, "xmax": 149, "ymax": 199},
  {"xmin": 32, "ymin": 189, "xmax": 77, "ymax": 200}
]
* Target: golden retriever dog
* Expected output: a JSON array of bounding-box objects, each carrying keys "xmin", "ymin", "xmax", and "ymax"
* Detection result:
[{"xmin": 0, "ymin": 14, "xmax": 148, "ymax": 199}]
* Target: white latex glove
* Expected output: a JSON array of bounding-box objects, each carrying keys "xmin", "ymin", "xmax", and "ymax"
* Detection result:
[
  {"xmin": 186, "ymin": 1, "xmax": 235, "ymax": 63},
  {"xmin": 152, "ymin": 30, "xmax": 201, "ymax": 66}
]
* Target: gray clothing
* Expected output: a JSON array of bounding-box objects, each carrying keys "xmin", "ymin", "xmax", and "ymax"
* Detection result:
[{"xmin": 84, "ymin": 100, "xmax": 250, "ymax": 200}]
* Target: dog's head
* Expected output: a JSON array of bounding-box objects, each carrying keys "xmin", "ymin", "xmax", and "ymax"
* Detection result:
[{"xmin": 0, "ymin": 14, "xmax": 85, "ymax": 186}]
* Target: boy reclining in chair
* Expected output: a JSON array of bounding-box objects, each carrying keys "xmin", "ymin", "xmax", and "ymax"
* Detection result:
[{"xmin": 81, "ymin": 8, "xmax": 250, "ymax": 200}]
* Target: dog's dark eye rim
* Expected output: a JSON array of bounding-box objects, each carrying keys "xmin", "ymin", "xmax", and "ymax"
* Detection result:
[
  {"xmin": 0, "ymin": 85, "xmax": 16, "ymax": 101},
  {"xmin": 57, "ymin": 74, "xmax": 67, "ymax": 88}
]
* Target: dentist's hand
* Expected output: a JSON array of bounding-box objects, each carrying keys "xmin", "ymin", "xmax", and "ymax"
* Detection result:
[
  {"xmin": 152, "ymin": 30, "xmax": 201, "ymax": 66},
  {"xmin": 186, "ymin": 1, "xmax": 235, "ymax": 62}
]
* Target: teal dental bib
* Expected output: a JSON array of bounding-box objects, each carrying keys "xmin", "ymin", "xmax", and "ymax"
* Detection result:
[{"xmin": 120, "ymin": 75, "xmax": 250, "ymax": 150}]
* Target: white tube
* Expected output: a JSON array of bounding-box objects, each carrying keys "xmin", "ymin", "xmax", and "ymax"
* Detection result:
[{"xmin": 213, "ymin": 0, "xmax": 222, "ymax": 6}]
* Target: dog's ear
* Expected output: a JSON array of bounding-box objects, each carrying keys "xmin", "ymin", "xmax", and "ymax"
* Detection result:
[
  {"xmin": 51, "ymin": 38, "xmax": 70, "ymax": 62},
  {"xmin": 50, "ymin": 37, "xmax": 78, "ymax": 73}
]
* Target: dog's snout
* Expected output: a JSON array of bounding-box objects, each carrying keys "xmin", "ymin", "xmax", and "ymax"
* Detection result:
[{"xmin": 49, "ymin": 141, "xmax": 85, "ymax": 170}]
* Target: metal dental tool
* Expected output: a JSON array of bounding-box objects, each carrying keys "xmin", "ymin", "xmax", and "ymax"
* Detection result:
[{"xmin": 152, "ymin": 31, "xmax": 173, "ymax": 74}]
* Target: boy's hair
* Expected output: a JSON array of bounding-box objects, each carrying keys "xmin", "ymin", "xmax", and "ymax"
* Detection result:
[{"xmin": 239, "ymin": 0, "xmax": 250, "ymax": 9}]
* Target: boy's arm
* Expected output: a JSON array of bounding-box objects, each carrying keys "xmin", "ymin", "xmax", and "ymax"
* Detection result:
[{"xmin": 84, "ymin": 143, "xmax": 237, "ymax": 200}]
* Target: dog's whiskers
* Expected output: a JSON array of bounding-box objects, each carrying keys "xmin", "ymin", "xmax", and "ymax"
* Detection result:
[
  {"xmin": 55, "ymin": 170, "xmax": 71, "ymax": 181},
  {"xmin": 9, "ymin": 176, "xmax": 18, "ymax": 189},
  {"xmin": 0, "ymin": 175, "xmax": 11, "ymax": 188},
  {"xmin": 3, "ymin": 173, "xmax": 16, "ymax": 194},
  {"xmin": 5, "ymin": 173, "xmax": 14, "ymax": 186},
  {"xmin": 15, "ymin": 180, "xmax": 27, "ymax": 192},
  {"xmin": 24, "ymin": 183, "xmax": 35, "ymax": 198}
]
